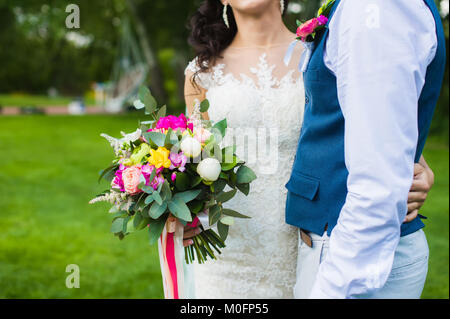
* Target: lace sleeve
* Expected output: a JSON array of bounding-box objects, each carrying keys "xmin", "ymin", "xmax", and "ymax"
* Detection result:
[{"xmin": 185, "ymin": 57, "xmax": 211, "ymax": 90}]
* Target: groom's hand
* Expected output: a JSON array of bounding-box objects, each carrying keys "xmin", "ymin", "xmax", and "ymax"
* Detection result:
[
  {"xmin": 183, "ymin": 226, "xmax": 202, "ymax": 247},
  {"xmin": 405, "ymin": 163, "xmax": 434, "ymax": 223}
]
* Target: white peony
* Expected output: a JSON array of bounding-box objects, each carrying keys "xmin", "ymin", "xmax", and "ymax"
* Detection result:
[
  {"xmin": 180, "ymin": 136, "xmax": 202, "ymax": 158},
  {"xmin": 197, "ymin": 158, "xmax": 222, "ymax": 182}
]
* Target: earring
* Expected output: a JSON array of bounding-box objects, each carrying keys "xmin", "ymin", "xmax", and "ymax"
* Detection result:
[
  {"xmin": 223, "ymin": 3, "xmax": 230, "ymax": 28},
  {"xmin": 280, "ymin": 0, "xmax": 285, "ymax": 14}
]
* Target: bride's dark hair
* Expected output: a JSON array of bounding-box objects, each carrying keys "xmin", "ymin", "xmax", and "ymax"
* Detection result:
[{"xmin": 188, "ymin": 0, "xmax": 289, "ymax": 84}]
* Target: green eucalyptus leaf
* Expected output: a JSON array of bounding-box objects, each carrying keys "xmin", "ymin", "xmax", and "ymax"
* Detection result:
[
  {"xmin": 149, "ymin": 169, "xmax": 156, "ymax": 185},
  {"xmin": 133, "ymin": 212, "xmax": 143, "ymax": 228},
  {"xmin": 208, "ymin": 205, "xmax": 222, "ymax": 226},
  {"xmin": 134, "ymin": 212, "xmax": 151, "ymax": 230},
  {"xmin": 222, "ymin": 209, "xmax": 251, "ymax": 219},
  {"xmin": 111, "ymin": 218, "xmax": 125, "ymax": 233},
  {"xmin": 187, "ymin": 200, "xmax": 204, "ymax": 215},
  {"xmin": 221, "ymin": 155, "xmax": 238, "ymax": 171},
  {"xmin": 175, "ymin": 172, "xmax": 189, "ymax": 191},
  {"xmin": 111, "ymin": 211, "xmax": 128, "ymax": 221},
  {"xmin": 221, "ymin": 145, "xmax": 236, "ymax": 158},
  {"xmin": 191, "ymin": 176, "xmax": 203, "ymax": 188},
  {"xmin": 236, "ymin": 165, "xmax": 257, "ymax": 184},
  {"xmin": 144, "ymin": 194, "xmax": 155, "ymax": 205},
  {"xmin": 168, "ymin": 197, "xmax": 192, "ymax": 222},
  {"xmin": 98, "ymin": 164, "xmax": 119, "ymax": 183},
  {"xmin": 160, "ymin": 181, "xmax": 172, "ymax": 201},
  {"xmin": 212, "ymin": 179, "xmax": 227, "ymax": 194},
  {"xmin": 205, "ymin": 197, "xmax": 216, "ymax": 209},
  {"xmin": 133, "ymin": 99, "xmax": 145, "ymax": 110},
  {"xmin": 140, "ymin": 121, "xmax": 154, "ymax": 126},
  {"xmin": 139, "ymin": 86, "xmax": 157, "ymax": 114},
  {"xmin": 228, "ymin": 171, "xmax": 237, "ymax": 188},
  {"xmin": 145, "ymin": 131, "xmax": 166, "ymax": 147},
  {"xmin": 173, "ymin": 189, "xmax": 202, "ymax": 203},
  {"xmin": 220, "ymin": 216, "xmax": 235, "ymax": 226},
  {"xmin": 109, "ymin": 205, "xmax": 120, "ymax": 214},
  {"xmin": 140, "ymin": 184, "xmax": 154, "ymax": 194},
  {"xmin": 200, "ymin": 99, "xmax": 210, "ymax": 112},
  {"xmin": 156, "ymin": 105, "xmax": 167, "ymax": 120},
  {"xmin": 216, "ymin": 189, "xmax": 237, "ymax": 204},
  {"xmin": 236, "ymin": 183, "xmax": 250, "ymax": 196},
  {"xmin": 212, "ymin": 119, "xmax": 227, "ymax": 138},
  {"xmin": 149, "ymin": 201, "xmax": 168, "ymax": 219},
  {"xmin": 217, "ymin": 221, "xmax": 229, "ymax": 241},
  {"xmin": 127, "ymin": 217, "xmax": 136, "ymax": 233},
  {"xmin": 135, "ymin": 193, "xmax": 148, "ymax": 211},
  {"xmin": 137, "ymin": 218, "xmax": 151, "ymax": 230},
  {"xmin": 148, "ymin": 214, "xmax": 169, "ymax": 245},
  {"xmin": 152, "ymin": 191, "xmax": 163, "ymax": 205}
]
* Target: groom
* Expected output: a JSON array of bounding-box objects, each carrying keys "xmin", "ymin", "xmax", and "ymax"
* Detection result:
[{"xmin": 286, "ymin": 0, "xmax": 446, "ymax": 298}]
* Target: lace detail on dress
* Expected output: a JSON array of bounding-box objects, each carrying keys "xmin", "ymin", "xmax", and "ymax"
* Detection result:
[
  {"xmin": 186, "ymin": 50, "xmax": 305, "ymax": 299},
  {"xmin": 185, "ymin": 54, "xmax": 299, "ymax": 91}
]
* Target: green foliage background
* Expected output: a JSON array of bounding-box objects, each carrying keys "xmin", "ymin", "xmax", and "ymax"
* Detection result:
[{"xmin": 0, "ymin": 0, "xmax": 447, "ymax": 141}]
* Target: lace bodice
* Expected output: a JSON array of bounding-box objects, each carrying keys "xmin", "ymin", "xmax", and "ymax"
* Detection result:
[{"xmin": 185, "ymin": 44, "xmax": 305, "ymax": 298}]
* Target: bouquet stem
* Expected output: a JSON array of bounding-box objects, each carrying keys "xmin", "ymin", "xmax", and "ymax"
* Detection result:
[{"xmin": 184, "ymin": 229, "xmax": 226, "ymax": 264}]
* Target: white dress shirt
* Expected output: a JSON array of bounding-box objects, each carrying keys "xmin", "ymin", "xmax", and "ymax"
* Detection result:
[{"xmin": 310, "ymin": 0, "xmax": 438, "ymax": 298}]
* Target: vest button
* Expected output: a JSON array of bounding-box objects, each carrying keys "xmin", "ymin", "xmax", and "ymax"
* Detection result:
[{"xmin": 305, "ymin": 96, "xmax": 310, "ymax": 104}]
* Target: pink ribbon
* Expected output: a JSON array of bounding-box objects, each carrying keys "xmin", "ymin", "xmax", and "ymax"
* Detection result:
[
  {"xmin": 187, "ymin": 216, "xmax": 200, "ymax": 228},
  {"xmin": 165, "ymin": 232, "xmax": 179, "ymax": 299},
  {"xmin": 158, "ymin": 216, "xmax": 185, "ymax": 299}
]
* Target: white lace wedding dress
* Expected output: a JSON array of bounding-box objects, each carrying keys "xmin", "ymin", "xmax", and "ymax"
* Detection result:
[{"xmin": 185, "ymin": 43, "xmax": 305, "ymax": 298}]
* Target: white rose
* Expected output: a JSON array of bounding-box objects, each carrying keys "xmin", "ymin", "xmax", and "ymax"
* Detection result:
[
  {"xmin": 197, "ymin": 158, "xmax": 222, "ymax": 182},
  {"xmin": 180, "ymin": 136, "xmax": 202, "ymax": 157}
]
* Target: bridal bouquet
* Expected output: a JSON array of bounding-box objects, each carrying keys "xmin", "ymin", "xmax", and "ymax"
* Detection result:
[{"xmin": 89, "ymin": 86, "xmax": 256, "ymax": 298}]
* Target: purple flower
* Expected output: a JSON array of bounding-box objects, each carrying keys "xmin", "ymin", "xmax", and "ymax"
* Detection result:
[
  {"xmin": 317, "ymin": 15, "xmax": 328, "ymax": 26},
  {"xmin": 171, "ymin": 172, "xmax": 177, "ymax": 182},
  {"xmin": 151, "ymin": 175, "xmax": 165, "ymax": 190},
  {"xmin": 169, "ymin": 152, "xmax": 187, "ymax": 172},
  {"xmin": 141, "ymin": 164, "xmax": 165, "ymax": 190},
  {"xmin": 112, "ymin": 163, "xmax": 126, "ymax": 192}
]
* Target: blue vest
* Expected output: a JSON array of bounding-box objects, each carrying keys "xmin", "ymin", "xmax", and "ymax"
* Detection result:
[{"xmin": 285, "ymin": 0, "xmax": 446, "ymax": 237}]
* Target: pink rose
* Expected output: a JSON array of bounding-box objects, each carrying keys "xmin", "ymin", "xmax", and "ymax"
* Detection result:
[
  {"xmin": 122, "ymin": 165, "xmax": 142, "ymax": 195},
  {"xmin": 296, "ymin": 18, "xmax": 319, "ymax": 40},
  {"xmin": 193, "ymin": 127, "xmax": 211, "ymax": 144},
  {"xmin": 153, "ymin": 113, "xmax": 194, "ymax": 132}
]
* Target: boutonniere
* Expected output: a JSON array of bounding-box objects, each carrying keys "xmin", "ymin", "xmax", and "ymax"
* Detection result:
[
  {"xmin": 284, "ymin": 0, "xmax": 336, "ymax": 72},
  {"xmin": 295, "ymin": 0, "xmax": 335, "ymax": 42}
]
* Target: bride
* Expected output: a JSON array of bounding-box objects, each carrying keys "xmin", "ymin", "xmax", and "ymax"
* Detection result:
[{"xmin": 182, "ymin": 0, "xmax": 435, "ymax": 298}]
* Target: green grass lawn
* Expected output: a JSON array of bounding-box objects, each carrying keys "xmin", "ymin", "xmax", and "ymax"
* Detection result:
[
  {"xmin": 0, "ymin": 94, "xmax": 96, "ymax": 107},
  {"xmin": 0, "ymin": 114, "xmax": 163, "ymax": 298},
  {"xmin": 420, "ymin": 139, "xmax": 449, "ymax": 299},
  {"xmin": 0, "ymin": 115, "xmax": 448, "ymax": 298}
]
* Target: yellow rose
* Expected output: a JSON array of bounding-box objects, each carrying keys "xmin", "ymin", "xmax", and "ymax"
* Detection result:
[{"xmin": 149, "ymin": 147, "xmax": 172, "ymax": 169}]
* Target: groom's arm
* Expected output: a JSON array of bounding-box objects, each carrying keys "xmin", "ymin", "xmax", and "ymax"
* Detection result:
[{"xmin": 310, "ymin": 0, "xmax": 437, "ymax": 298}]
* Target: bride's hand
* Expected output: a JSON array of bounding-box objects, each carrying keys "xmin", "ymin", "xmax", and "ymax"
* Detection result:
[
  {"xmin": 183, "ymin": 226, "xmax": 202, "ymax": 247},
  {"xmin": 405, "ymin": 158, "xmax": 434, "ymax": 223}
]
